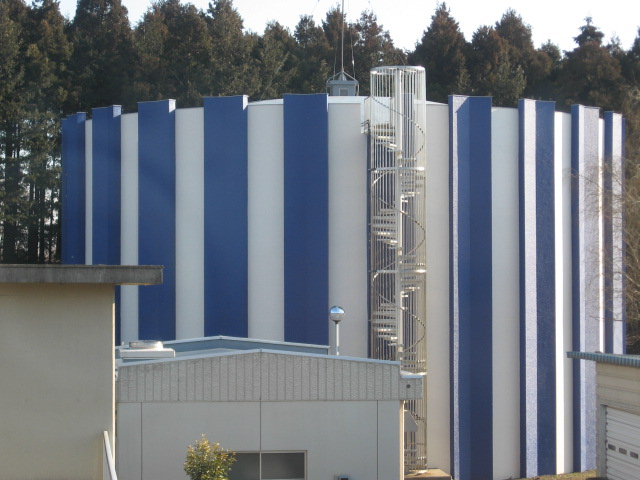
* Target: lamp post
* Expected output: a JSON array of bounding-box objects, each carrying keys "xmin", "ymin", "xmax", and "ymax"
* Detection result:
[{"xmin": 329, "ymin": 306, "xmax": 345, "ymax": 356}]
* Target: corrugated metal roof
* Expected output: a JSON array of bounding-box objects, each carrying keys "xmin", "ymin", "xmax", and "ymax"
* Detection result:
[{"xmin": 117, "ymin": 349, "xmax": 422, "ymax": 403}]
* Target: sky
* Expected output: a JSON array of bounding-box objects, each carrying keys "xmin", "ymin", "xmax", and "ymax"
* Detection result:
[{"xmin": 57, "ymin": 0, "xmax": 640, "ymax": 54}]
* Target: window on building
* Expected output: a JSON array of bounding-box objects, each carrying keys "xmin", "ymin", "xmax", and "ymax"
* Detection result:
[{"xmin": 229, "ymin": 451, "xmax": 305, "ymax": 480}]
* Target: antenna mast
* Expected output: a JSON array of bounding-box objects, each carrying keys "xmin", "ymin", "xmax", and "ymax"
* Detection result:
[
  {"xmin": 326, "ymin": 0, "xmax": 358, "ymax": 96},
  {"xmin": 340, "ymin": 0, "xmax": 345, "ymax": 73}
]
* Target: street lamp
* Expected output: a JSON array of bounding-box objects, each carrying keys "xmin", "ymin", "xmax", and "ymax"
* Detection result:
[{"xmin": 329, "ymin": 306, "xmax": 345, "ymax": 356}]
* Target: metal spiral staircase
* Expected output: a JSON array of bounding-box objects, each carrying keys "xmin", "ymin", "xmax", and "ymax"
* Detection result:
[{"xmin": 367, "ymin": 66, "xmax": 428, "ymax": 471}]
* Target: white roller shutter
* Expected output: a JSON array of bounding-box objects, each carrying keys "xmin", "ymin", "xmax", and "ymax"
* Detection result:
[{"xmin": 606, "ymin": 407, "xmax": 640, "ymax": 480}]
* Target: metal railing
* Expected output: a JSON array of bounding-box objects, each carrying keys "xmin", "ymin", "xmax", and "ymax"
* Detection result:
[
  {"xmin": 103, "ymin": 431, "xmax": 118, "ymax": 480},
  {"xmin": 367, "ymin": 66, "xmax": 428, "ymax": 471}
]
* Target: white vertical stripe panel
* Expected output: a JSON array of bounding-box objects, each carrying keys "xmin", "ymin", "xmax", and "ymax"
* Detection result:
[
  {"xmin": 491, "ymin": 107, "xmax": 521, "ymax": 479},
  {"xmin": 121, "ymin": 113, "xmax": 139, "ymax": 343},
  {"xmin": 175, "ymin": 108, "xmax": 205, "ymax": 339},
  {"xmin": 610, "ymin": 115, "xmax": 625, "ymax": 353},
  {"xmin": 247, "ymin": 103, "xmax": 284, "ymax": 341},
  {"xmin": 85, "ymin": 120, "xmax": 93, "ymax": 265},
  {"xmin": 425, "ymin": 102, "xmax": 450, "ymax": 472},
  {"xmin": 555, "ymin": 112, "xmax": 573, "ymax": 473},
  {"xmin": 520, "ymin": 102, "xmax": 538, "ymax": 473},
  {"xmin": 328, "ymin": 99, "xmax": 368, "ymax": 358},
  {"xmin": 598, "ymin": 119, "xmax": 605, "ymax": 353}
]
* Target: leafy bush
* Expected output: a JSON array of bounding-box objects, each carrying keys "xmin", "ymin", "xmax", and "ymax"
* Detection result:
[{"xmin": 184, "ymin": 434, "xmax": 236, "ymax": 480}]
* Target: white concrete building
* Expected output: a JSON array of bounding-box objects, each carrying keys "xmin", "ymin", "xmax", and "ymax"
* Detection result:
[{"xmin": 116, "ymin": 339, "xmax": 422, "ymax": 480}]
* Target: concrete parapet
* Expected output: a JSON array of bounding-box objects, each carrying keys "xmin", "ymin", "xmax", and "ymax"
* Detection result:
[{"xmin": 0, "ymin": 264, "xmax": 162, "ymax": 285}]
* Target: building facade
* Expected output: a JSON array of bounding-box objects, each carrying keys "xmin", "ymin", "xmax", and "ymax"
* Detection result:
[{"xmin": 62, "ymin": 92, "xmax": 626, "ymax": 480}]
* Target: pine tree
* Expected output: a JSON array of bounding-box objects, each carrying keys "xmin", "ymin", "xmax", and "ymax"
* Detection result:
[
  {"xmin": 255, "ymin": 21, "xmax": 298, "ymax": 100},
  {"xmin": 468, "ymin": 25, "xmax": 525, "ymax": 106},
  {"xmin": 0, "ymin": 2, "xmax": 24, "ymax": 116},
  {"xmin": 25, "ymin": 0, "xmax": 72, "ymax": 110},
  {"xmin": 495, "ymin": 8, "xmax": 553, "ymax": 98},
  {"xmin": 205, "ymin": 0, "xmax": 259, "ymax": 97},
  {"xmin": 0, "ymin": 0, "xmax": 28, "ymax": 262},
  {"xmin": 531, "ymin": 40, "xmax": 563, "ymax": 101},
  {"xmin": 559, "ymin": 17, "xmax": 624, "ymax": 111},
  {"xmin": 322, "ymin": 6, "xmax": 348, "ymax": 77},
  {"xmin": 134, "ymin": 0, "xmax": 213, "ymax": 107},
  {"xmin": 22, "ymin": 0, "xmax": 71, "ymax": 261},
  {"xmin": 622, "ymin": 28, "xmax": 640, "ymax": 85},
  {"xmin": 291, "ymin": 15, "xmax": 331, "ymax": 93},
  {"xmin": 574, "ymin": 16, "xmax": 604, "ymax": 47},
  {"xmin": 67, "ymin": 0, "xmax": 135, "ymax": 112},
  {"xmin": 409, "ymin": 3, "xmax": 470, "ymax": 102},
  {"xmin": 351, "ymin": 11, "xmax": 406, "ymax": 95}
]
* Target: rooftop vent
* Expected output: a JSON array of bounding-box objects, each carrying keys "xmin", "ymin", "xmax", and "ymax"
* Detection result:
[{"xmin": 119, "ymin": 340, "xmax": 175, "ymax": 360}]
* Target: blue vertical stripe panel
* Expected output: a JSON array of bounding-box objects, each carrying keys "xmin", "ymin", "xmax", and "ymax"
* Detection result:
[
  {"xmin": 571, "ymin": 104, "xmax": 600, "ymax": 471},
  {"xmin": 91, "ymin": 106, "xmax": 122, "ymax": 265},
  {"xmin": 92, "ymin": 105, "xmax": 123, "ymax": 344},
  {"xmin": 283, "ymin": 94, "xmax": 329, "ymax": 345},
  {"xmin": 622, "ymin": 118, "xmax": 627, "ymax": 353},
  {"xmin": 449, "ymin": 95, "xmax": 493, "ymax": 480},
  {"xmin": 603, "ymin": 113, "xmax": 613, "ymax": 353},
  {"xmin": 138, "ymin": 100, "xmax": 176, "ymax": 341},
  {"xmin": 518, "ymin": 99, "xmax": 557, "ymax": 477},
  {"xmin": 604, "ymin": 112, "xmax": 625, "ymax": 354},
  {"xmin": 204, "ymin": 96, "xmax": 248, "ymax": 337},
  {"xmin": 61, "ymin": 113, "xmax": 87, "ymax": 264}
]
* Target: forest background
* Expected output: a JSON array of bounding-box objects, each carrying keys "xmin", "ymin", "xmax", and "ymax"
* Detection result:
[{"xmin": 1, "ymin": 0, "xmax": 639, "ymax": 346}]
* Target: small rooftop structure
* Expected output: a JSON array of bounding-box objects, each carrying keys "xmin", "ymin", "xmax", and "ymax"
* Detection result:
[{"xmin": 327, "ymin": 70, "xmax": 359, "ymax": 96}]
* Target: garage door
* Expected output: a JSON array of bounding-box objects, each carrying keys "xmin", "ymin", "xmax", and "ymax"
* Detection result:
[{"xmin": 606, "ymin": 407, "xmax": 640, "ymax": 480}]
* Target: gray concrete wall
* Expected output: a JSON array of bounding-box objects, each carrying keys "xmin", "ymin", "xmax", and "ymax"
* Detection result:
[
  {"xmin": 0, "ymin": 265, "xmax": 161, "ymax": 480},
  {"xmin": 116, "ymin": 352, "xmax": 412, "ymax": 480},
  {"xmin": 0, "ymin": 283, "xmax": 115, "ymax": 480},
  {"xmin": 117, "ymin": 400, "xmax": 401, "ymax": 480}
]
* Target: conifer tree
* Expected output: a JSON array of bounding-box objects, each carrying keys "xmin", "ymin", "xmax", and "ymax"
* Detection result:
[
  {"xmin": 22, "ymin": 0, "xmax": 71, "ymax": 261},
  {"xmin": 468, "ymin": 25, "xmax": 525, "ymax": 106},
  {"xmin": 0, "ymin": 0, "xmax": 27, "ymax": 262},
  {"xmin": 292, "ymin": 15, "xmax": 331, "ymax": 93},
  {"xmin": 322, "ymin": 6, "xmax": 349, "ymax": 77},
  {"xmin": 255, "ymin": 21, "xmax": 298, "ymax": 100},
  {"xmin": 409, "ymin": 3, "xmax": 470, "ymax": 102},
  {"xmin": 622, "ymin": 28, "xmax": 640, "ymax": 85},
  {"xmin": 134, "ymin": 0, "xmax": 213, "ymax": 107},
  {"xmin": 531, "ymin": 40, "xmax": 563, "ymax": 101},
  {"xmin": 206, "ymin": 0, "xmax": 259, "ymax": 97},
  {"xmin": 559, "ymin": 17, "xmax": 624, "ymax": 111},
  {"xmin": 494, "ymin": 9, "xmax": 553, "ymax": 98},
  {"xmin": 351, "ymin": 11, "xmax": 405, "ymax": 95},
  {"xmin": 67, "ymin": 0, "xmax": 135, "ymax": 112},
  {"xmin": 0, "ymin": 0, "xmax": 67, "ymax": 262}
]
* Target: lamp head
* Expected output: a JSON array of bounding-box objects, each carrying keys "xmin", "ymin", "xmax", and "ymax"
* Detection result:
[{"xmin": 329, "ymin": 306, "xmax": 345, "ymax": 324}]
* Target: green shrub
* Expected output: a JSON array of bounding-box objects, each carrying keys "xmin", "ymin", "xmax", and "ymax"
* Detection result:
[{"xmin": 184, "ymin": 434, "xmax": 236, "ymax": 480}]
